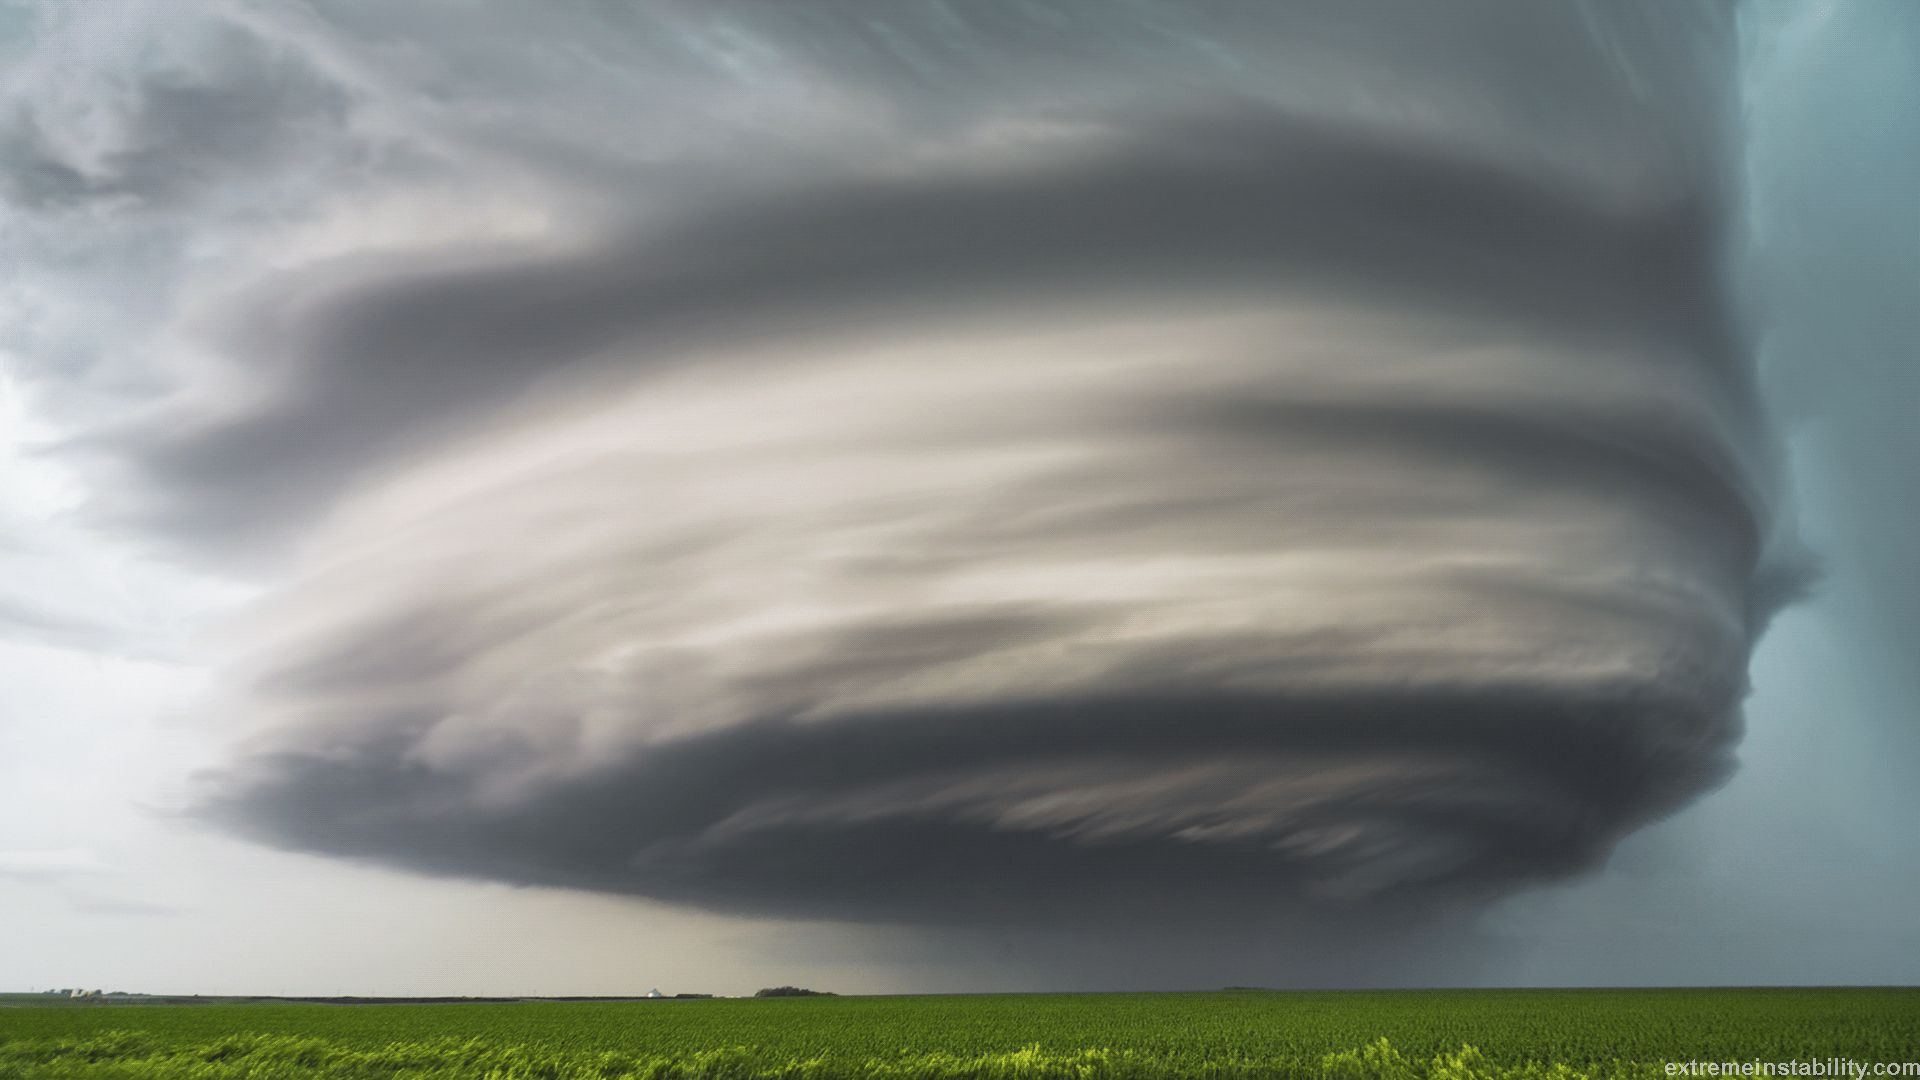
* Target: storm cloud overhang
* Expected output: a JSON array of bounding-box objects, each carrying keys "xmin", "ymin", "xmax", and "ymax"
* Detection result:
[{"xmin": 189, "ymin": 101, "xmax": 1792, "ymax": 926}]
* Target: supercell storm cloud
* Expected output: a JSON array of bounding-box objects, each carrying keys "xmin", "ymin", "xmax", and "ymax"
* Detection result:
[{"xmin": 9, "ymin": 2, "xmax": 1800, "ymax": 926}]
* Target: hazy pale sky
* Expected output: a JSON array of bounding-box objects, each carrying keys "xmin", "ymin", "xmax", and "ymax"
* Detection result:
[{"xmin": 1, "ymin": 0, "xmax": 1915, "ymax": 996}]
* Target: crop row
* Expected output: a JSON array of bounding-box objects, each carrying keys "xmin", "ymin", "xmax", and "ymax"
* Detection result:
[
  {"xmin": 0, "ymin": 1032, "xmax": 1706, "ymax": 1080},
  {"xmin": 4, "ymin": 990, "xmax": 1916, "ymax": 1071}
]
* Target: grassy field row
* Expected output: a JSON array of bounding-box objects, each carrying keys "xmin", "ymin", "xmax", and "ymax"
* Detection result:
[
  {"xmin": 3, "ymin": 989, "xmax": 1915, "ymax": 1079},
  {"xmin": 0, "ymin": 1031, "xmax": 1685, "ymax": 1080}
]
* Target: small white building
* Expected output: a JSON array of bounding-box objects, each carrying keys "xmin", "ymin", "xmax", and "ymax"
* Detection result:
[{"xmin": 645, "ymin": 988, "xmax": 663, "ymax": 999}]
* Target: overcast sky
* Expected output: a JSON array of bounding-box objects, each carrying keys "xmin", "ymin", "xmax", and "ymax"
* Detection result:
[{"xmin": 1, "ymin": 0, "xmax": 1916, "ymax": 996}]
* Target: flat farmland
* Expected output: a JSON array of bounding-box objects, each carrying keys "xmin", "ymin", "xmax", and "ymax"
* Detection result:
[{"xmin": 2, "ymin": 988, "xmax": 1915, "ymax": 1078}]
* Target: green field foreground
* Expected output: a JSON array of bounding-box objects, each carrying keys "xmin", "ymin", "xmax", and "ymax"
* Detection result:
[{"xmin": 2, "ymin": 988, "xmax": 1916, "ymax": 1079}]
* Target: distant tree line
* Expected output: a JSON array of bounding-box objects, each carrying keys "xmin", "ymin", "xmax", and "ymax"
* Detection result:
[{"xmin": 753, "ymin": 986, "xmax": 836, "ymax": 998}]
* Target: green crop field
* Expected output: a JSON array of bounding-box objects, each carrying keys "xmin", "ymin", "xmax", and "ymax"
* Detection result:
[{"xmin": 1, "ymin": 988, "xmax": 1915, "ymax": 1079}]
